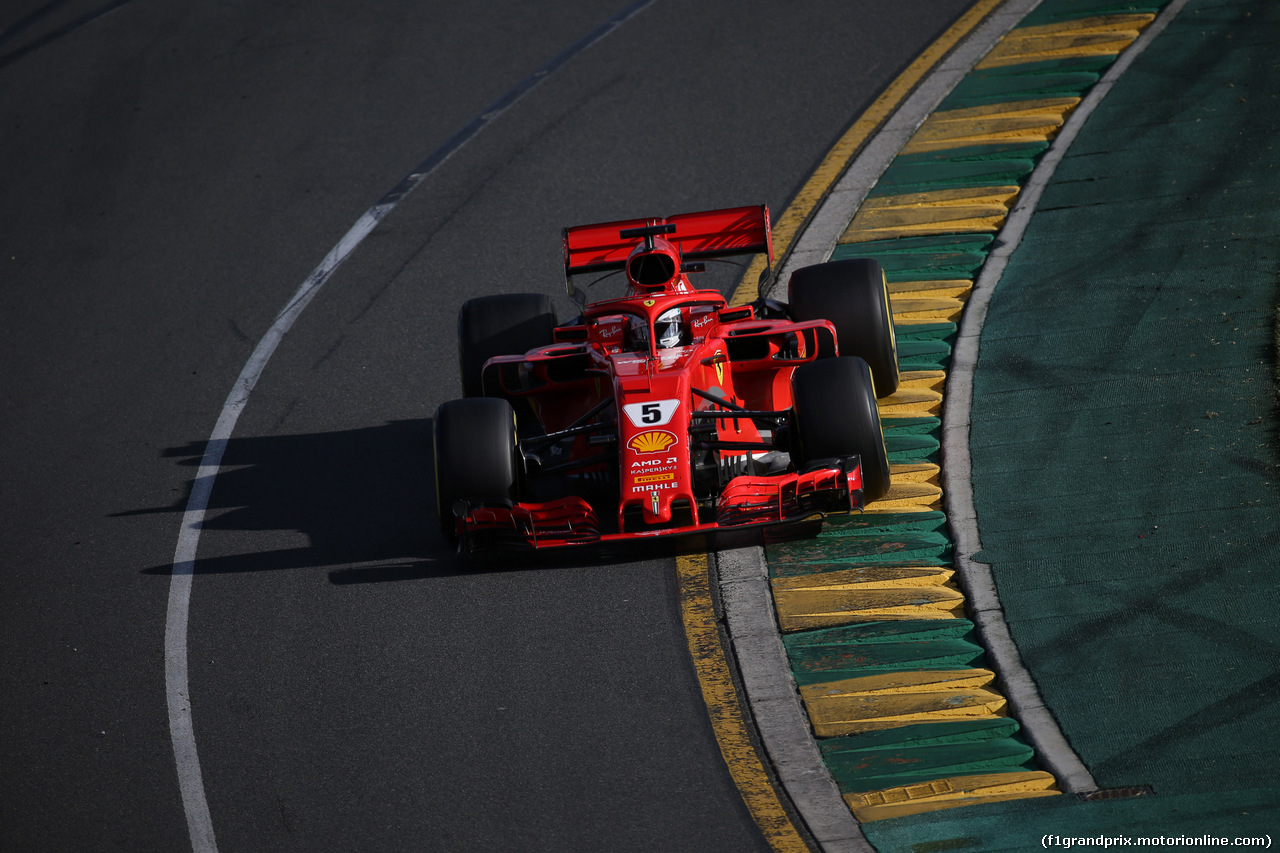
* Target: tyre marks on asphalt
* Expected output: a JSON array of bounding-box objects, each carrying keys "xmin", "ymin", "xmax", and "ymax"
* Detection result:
[
  {"xmin": 0, "ymin": 0, "xmax": 134, "ymax": 70},
  {"xmin": 760, "ymin": 0, "xmax": 1170, "ymax": 825}
]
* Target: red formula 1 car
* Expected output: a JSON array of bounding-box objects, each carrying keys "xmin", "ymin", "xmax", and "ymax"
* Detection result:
[{"xmin": 433, "ymin": 205, "xmax": 898, "ymax": 555}]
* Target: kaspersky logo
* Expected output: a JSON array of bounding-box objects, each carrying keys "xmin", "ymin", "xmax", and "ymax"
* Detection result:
[{"xmin": 627, "ymin": 430, "xmax": 678, "ymax": 454}]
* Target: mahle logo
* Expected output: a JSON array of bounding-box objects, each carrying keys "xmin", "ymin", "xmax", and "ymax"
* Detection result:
[{"xmin": 627, "ymin": 430, "xmax": 677, "ymax": 454}]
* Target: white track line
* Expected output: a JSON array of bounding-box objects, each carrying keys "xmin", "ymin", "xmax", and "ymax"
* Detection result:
[
  {"xmin": 165, "ymin": 212, "xmax": 377, "ymax": 852},
  {"xmin": 943, "ymin": 0, "xmax": 1191, "ymax": 795},
  {"xmin": 164, "ymin": 4, "xmax": 656, "ymax": 850}
]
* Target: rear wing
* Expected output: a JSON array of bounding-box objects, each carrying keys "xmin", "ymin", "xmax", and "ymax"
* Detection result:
[{"xmin": 563, "ymin": 205, "xmax": 773, "ymax": 277}]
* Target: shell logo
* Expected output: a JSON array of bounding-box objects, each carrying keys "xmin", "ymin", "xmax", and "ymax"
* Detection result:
[{"xmin": 627, "ymin": 430, "xmax": 677, "ymax": 454}]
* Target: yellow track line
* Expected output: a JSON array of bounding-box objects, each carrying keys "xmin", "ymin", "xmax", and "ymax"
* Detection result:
[
  {"xmin": 676, "ymin": 554, "xmax": 810, "ymax": 852},
  {"xmin": 728, "ymin": 0, "xmax": 1008, "ymax": 307}
]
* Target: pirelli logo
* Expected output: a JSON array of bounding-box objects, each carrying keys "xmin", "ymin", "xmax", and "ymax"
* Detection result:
[{"xmin": 634, "ymin": 472, "xmax": 676, "ymax": 485}]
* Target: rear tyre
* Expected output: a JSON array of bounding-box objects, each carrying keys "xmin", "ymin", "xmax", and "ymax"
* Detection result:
[
  {"xmin": 787, "ymin": 258, "xmax": 899, "ymax": 397},
  {"xmin": 433, "ymin": 397, "xmax": 520, "ymax": 541},
  {"xmin": 790, "ymin": 356, "xmax": 890, "ymax": 502},
  {"xmin": 458, "ymin": 294, "xmax": 557, "ymax": 398}
]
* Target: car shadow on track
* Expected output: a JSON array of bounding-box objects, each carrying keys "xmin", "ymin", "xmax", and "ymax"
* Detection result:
[
  {"xmin": 127, "ymin": 418, "xmax": 681, "ymax": 583},
  {"xmin": 128, "ymin": 418, "xmax": 472, "ymax": 582}
]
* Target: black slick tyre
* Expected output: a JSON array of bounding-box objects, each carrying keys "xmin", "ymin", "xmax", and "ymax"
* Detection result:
[
  {"xmin": 790, "ymin": 356, "xmax": 890, "ymax": 502},
  {"xmin": 458, "ymin": 293, "xmax": 557, "ymax": 398},
  {"xmin": 787, "ymin": 258, "xmax": 899, "ymax": 397},
  {"xmin": 433, "ymin": 397, "xmax": 520, "ymax": 542}
]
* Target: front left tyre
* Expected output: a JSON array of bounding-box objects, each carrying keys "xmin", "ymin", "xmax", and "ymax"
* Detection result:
[{"xmin": 787, "ymin": 258, "xmax": 899, "ymax": 397}]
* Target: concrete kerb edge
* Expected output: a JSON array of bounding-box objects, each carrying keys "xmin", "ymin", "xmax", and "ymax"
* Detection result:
[
  {"xmin": 716, "ymin": 547, "xmax": 874, "ymax": 853},
  {"xmin": 941, "ymin": 0, "xmax": 1193, "ymax": 796}
]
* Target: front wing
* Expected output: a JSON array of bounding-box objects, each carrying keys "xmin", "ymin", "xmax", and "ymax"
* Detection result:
[{"xmin": 453, "ymin": 459, "xmax": 864, "ymax": 553}]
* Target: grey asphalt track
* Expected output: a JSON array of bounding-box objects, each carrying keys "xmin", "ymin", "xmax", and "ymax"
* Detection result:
[{"xmin": 0, "ymin": 1, "xmax": 973, "ymax": 850}]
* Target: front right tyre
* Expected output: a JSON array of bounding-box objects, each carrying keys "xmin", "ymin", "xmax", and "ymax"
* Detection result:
[{"xmin": 433, "ymin": 397, "xmax": 520, "ymax": 542}]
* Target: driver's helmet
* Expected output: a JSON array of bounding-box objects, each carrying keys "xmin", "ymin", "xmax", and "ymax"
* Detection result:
[{"xmin": 655, "ymin": 307, "xmax": 687, "ymax": 349}]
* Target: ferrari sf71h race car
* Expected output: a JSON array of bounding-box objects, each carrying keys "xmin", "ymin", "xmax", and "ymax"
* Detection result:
[{"xmin": 433, "ymin": 205, "xmax": 898, "ymax": 555}]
